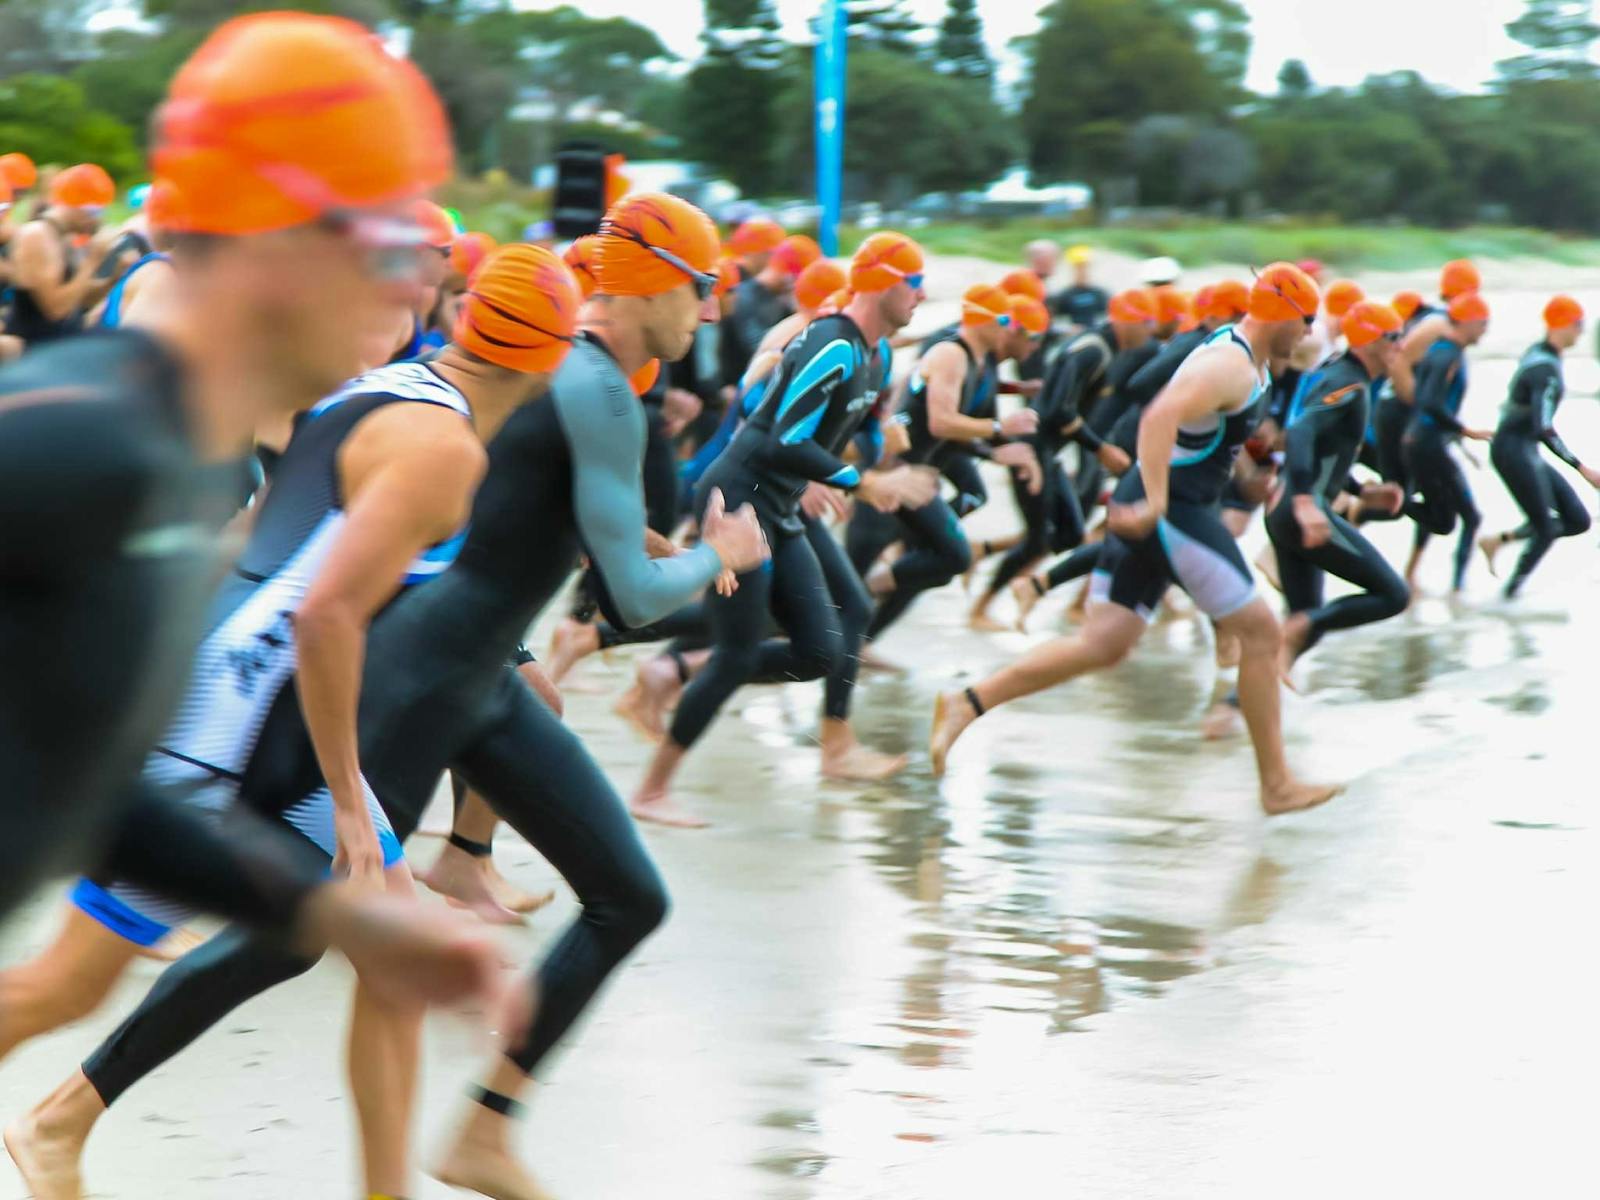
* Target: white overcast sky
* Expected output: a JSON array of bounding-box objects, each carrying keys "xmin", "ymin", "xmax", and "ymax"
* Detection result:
[{"xmin": 516, "ymin": 0, "xmax": 1543, "ymax": 94}]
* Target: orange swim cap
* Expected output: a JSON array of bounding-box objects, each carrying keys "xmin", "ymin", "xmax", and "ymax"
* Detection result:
[
  {"xmin": 49, "ymin": 163, "xmax": 115, "ymax": 208},
  {"xmin": 562, "ymin": 234, "xmax": 600, "ymax": 298},
  {"xmin": 771, "ymin": 234, "xmax": 822, "ymax": 276},
  {"xmin": 1323, "ymin": 279, "xmax": 1365, "ymax": 318},
  {"xmin": 999, "ymin": 269, "xmax": 1047, "ymax": 303},
  {"xmin": 1391, "ymin": 290, "xmax": 1424, "ymax": 322},
  {"xmin": 1447, "ymin": 291, "xmax": 1490, "ymax": 324},
  {"xmin": 0, "ymin": 153, "xmax": 37, "ymax": 191},
  {"xmin": 453, "ymin": 244, "xmax": 581, "ymax": 374},
  {"xmin": 729, "ymin": 217, "xmax": 784, "ymax": 256},
  {"xmin": 1154, "ymin": 286, "xmax": 1191, "ymax": 326},
  {"xmin": 1108, "ymin": 288, "xmax": 1156, "ymax": 325},
  {"xmin": 411, "ymin": 198, "xmax": 456, "ymax": 250},
  {"xmin": 962, "ymin": 282, "xmax": 1011, "ymax": 327},
  {"xmin": 1439, "ymin": 259, "xmax": 1480, "ymax": 301},
  {"xmin": 152, "ymin": 12, "xmax": 451, "ymax": 236},
  {"xmin": 1544, "ymin": 294, "xmax": 1584, "ymax": 330},
  {"xmin": 1202, "ymin": 280, "xmax": 1250, "ymax": 323},
  {"xmin": 794, "ymin": 259, "xmax": 847, "ymax": 312},
  {"xmin": 631, "ymin": 359, "xmax": 661, "ymax": 396},
  {"xmin": 1007, "ymin": 294, "xmax": 1050, "ymax": 336},
  {"xmin": 1342, "ymin": 301, "xmax": 1402, "ymax": 349},
  {"xmin": 448, "ymin": 231, "xmax": 497, "ymax": 283},
  {"xmin": 820, "ymin": 288, "xmax": 852, "ymax": 315},
  {"xmin": 849, "ymin": 231, "xmax": 923, "ymax": 292},
  {"xmin": 1248, "ymin": 262, "xmax": 1321, "ymax": 322},
  {"xmin": 0, "ymin": 178, "xmax": 10, "ymax": 210},
  {"xmin": 593, "ymin": 192, "xmax": 721, "ymax": 298},
  {"xmin": 714, "ymin": 257, "xmax": 741, "ymax": 298}
]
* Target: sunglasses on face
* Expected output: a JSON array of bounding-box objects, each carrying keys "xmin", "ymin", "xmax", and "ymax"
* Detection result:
[
  {"xmin": 320, "ymin": 210, "xmax": 429, "ymax": 283},
  {"xmin": 611, "ymin": 226, "xmax": 719, "ymax": 300}
]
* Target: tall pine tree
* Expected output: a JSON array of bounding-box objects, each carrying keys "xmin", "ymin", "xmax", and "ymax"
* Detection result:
[
  {"xmin": 844, "ymin": 0, "xmax": 924, "ymax": 57},
  {"xmin": 935, "ymin": 0, "xmax": 992, "ymax": 85},
  {"xmin": 1498, "ymin": 0, "xmax": 1600, "ymax": 82}
]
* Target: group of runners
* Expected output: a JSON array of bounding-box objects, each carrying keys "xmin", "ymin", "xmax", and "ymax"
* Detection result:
[{"xmin": 0, "ymin": 12, "xmax": 1595, "ymax": 1200}]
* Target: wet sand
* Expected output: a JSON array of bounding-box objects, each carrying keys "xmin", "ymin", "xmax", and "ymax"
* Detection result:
[{"xmin": 3, "ymin": 257, "xmax": 1598, "ymax": 1198}]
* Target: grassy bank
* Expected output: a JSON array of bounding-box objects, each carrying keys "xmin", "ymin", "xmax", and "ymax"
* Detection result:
[{"xmin": 834, "ymin": 221, "xmax": 1600, "ymax": 273}]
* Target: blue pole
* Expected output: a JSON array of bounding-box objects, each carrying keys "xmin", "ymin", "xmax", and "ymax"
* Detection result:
[{"xmin": 814, "ymin": 0, "xmax": 846, "ymax": 256}]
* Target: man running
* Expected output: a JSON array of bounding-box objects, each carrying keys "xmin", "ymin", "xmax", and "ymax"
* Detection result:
[
  {"xmin": 629, "ymin": 232, "xmax": 937, "ymax": 827},
  {"xmin": 967, "ymin": 289, "xmax": 1150, "ymax": 629},
  {"xmin": 861, "ymin": 283, "xmax": 1042, "ymax": 637},
  {"xmin": 1402, "ymin": 290, "xmax": 1494, "ymax": 592},
  {"xmin": 0, "ymin": 1, "xmax": 502, "ymax": 1109},
  {"xmin": 1480, "ymin": 295, "xmax": 1600, "ymax": 598},
  {"xmin": 931, "ymin": 263, "xmax": 1340, "ymax": 818},
  {"xmin": 1009, "ymin": 281, "xmax": 1252, "ymax": 630},
  {"xmin": 12, "ymin": 194, "xmax": 767, "ymax": 1200},
  {"xmin": 1268, "ymin": 301, "xmax": 1411, "ymax": 672}
]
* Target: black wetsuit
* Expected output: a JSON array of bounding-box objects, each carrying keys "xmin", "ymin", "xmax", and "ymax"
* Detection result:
[
  {"xmin": 1092, "ymin": 325, "xmax": 1267, "ymax": 620},
  {"xmin": 722, "ymin": 276, "xmax": 792, "ymax": 385},
  {"xmin": 80, "ymin": 333, "xmax": 719, "ymax": 1107},
  {"xmin": 1267, "ymin": 351, "xmax": 1409, "ymax": 651},
  {"xmin": 1490, "ymin": 341, "xmax": 1592, "ymax": 597},
  {"xmin": 983, "ymin": 325, "xmax": 1120, "ymax": 600},
  {"xmin": 0, "ymin": 329, "xmax": 322, "ymax": 929},
  {"xmin": 669, "ymin": 313, "xmax": 884, "ymax": 748},
  {"xmin": 1403, "ymin": 336, "xmax": 1480, "ymax": 590}
]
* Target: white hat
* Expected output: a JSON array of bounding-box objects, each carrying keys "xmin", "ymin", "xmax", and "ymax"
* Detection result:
[{"xmin": 1139, "ymin": 256, "xmax": 1181, "ymax": 286}]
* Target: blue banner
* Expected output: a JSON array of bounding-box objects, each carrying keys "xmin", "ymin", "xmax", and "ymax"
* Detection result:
[{"xmin": 814, "ymin": 0, "xmax": 846, "ymax": 256}]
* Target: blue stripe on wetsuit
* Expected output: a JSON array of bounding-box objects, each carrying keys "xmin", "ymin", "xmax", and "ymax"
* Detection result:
[{"xmin": 776, "ymin": 338, "xmax": 858, "ymax": 445}]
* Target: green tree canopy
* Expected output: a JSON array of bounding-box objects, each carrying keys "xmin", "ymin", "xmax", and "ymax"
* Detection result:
[
  {"xmin": 935, "ymin": 0, "xmax": 992, "ymax": 85},
  {"xmin": 0, "ymin": 73, "xmax": 142, "ymax": 180}
]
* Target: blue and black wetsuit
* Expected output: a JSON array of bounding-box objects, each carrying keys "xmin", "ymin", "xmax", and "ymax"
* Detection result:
[
  {"xmin": 1091, "ymin": 325, "xmax": 1267, "ymax": 620},
  {"xmin": 1403, "ymin": 336, "xmax": 1480, "ymax": 590},
  {"xmin": 80, "ymin": 332, "xmax": 719, "ymax": 1107},
  {"xmin": 668, "ymin": 313, "xmax": 885, "ymax": 748},
  {"xmin": 1370, "ymin": 302, "xmax": 1445, "ymax": 484},
  {"xmin": 1267, "ymin": 351, "xmax": 1409, "ymax": 651},
  {"xmin": 1489, "ymin": 340, "xmax": 1592, "ymax": 597}
]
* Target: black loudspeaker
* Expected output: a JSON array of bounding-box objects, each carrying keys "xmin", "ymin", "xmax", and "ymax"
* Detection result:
[{"xmin": 552, "ymin": 141, "xmax": 609, "ymax": 239}]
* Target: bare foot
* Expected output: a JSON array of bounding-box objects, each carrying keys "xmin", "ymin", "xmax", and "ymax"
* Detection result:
[
  {"xmin": 1009, "ymin": 576, "xmax": 1042, "ymax": 632},
  {"xmin": 1279, "ymin": 613, "xmax": 1311, "ymax": 690},
  {"xmin": 422, "ymin": 845, "xmax": 527, "ymax": 926},
  {"xmin": 1199, "ymin": 702, "xmax": 1243, "ymax": 741},
  {"xmin": 1260, "ymin": 778, "xmax": 1342, "ymax": 817},
  {"xmin": 858, "ymin": 644, "xmax": 905, "ymax": 674},
  {"xmin": 929, "ymin": 691, "xmax": 978, "ymax": 778},
  {"xmin": 629, "ymin": 789, "xmax": 709, "ymax": 829},
  {"xmin": 433, "ymin": 1136, "xmax": 554, "ymax": 1200},
  {"xmin": 613, "ymin": 658, "xmax": 680, "ymax": 743},
  {"xmin": 1478, "ymin": 534, "xmax": 1504, "ymax": 579},
  {"xmin": 821, "ymin": 744, "xmax": 908, "ymax": 782},
  {"xmin": 544, "ymin": 618, "xmax": 599, "ymax": 685},
  {"xmin": 5, "ymin": 1111, "xmax": 85, "ymax": 1200},
  {"xmin": 136, "ymin": 926, "xmax": 208, "ymax": 962},
  {"xmin": 484, "ymin": 858, "xmax": 556, "ymax": 917},
  {"xmin": 968, "ymin": 611, "xmax": 1010, "ymax": 633}
]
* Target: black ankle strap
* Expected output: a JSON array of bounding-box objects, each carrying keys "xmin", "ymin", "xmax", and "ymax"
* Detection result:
[
  {"xmin": 1031, "ymin": 576, "xmax": 1046, "ymax": 598},
  {"xmin": 448, "ymin": 832, "xmax": 494, "ymax": 858},
  {"xmin": 668, "ymin": 650, "xmax": 691, "ymax": 684},
  {"xmin": 469, "ymin": 1085, "xmax": 527, "ymax": 1119},
  {"xmin": 964, "ymin": 686, "xmax": 985, "ymax": 717}
]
